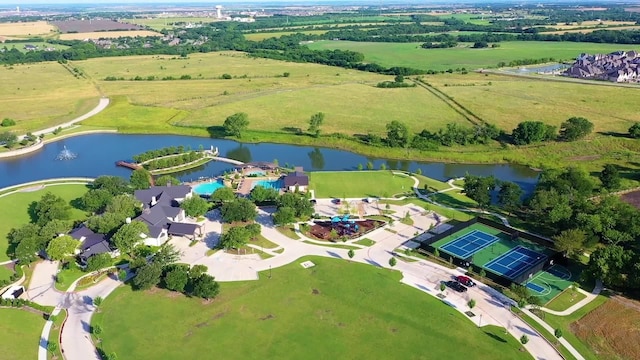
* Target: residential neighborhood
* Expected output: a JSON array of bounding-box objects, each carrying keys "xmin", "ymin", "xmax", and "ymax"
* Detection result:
[{"xmin": 564, "ymin": 50, "xmax": 640, "ymax": 82}]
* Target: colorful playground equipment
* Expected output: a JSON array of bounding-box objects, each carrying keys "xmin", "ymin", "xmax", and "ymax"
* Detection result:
[{"xmin": 330, "ymin": 214, "xmax": 359, "ymax": 234}]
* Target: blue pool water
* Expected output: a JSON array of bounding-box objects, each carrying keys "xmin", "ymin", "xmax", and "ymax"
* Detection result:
[
  {"xmin": 247, "ymin": 171, "xmax": 266, "ymax": 176},
  {"xmin": 194, "ymin": 180, "xmax": 225, "ymax": 195},
  {"xmin": 252, "ymin": 179, "xmax": 283, "ymax": 190}
]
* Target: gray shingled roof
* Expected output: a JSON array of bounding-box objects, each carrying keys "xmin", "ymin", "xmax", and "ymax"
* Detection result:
[{"xmin": 168, "ymin": 222, "xmax": 199, "ymax": 236}]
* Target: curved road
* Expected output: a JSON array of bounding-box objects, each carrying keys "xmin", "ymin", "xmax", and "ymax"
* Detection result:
[{"xmin": 19, "ymin": 97, "xmax": 110, "ymax": 140}]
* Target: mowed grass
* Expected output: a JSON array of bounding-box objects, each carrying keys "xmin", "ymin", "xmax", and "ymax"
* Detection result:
[
  {"xmin": 0, "ymin": 309, "xmax": 45, "ymax": 360},
  {"xmin": 95, "ymin": 256, "xmax": 530, "ymax": 360},
  {"xmin": 0, "ymin": 62, "xmax": 101, "ymax": 133},
  {"xmin": 308, "ymin": 171, "xmax": 416, "ymax": 198},
  {"xmin": 59, "ymin": 30, "xmax": 161, "ymax": 40},
  {"xmin": 428, "ymin": 73, "xmax": 640, "ymax": 133},
  {"xmin": 0, "ymin": 21, "xmax": 56, "ymax": 36},
  {"xmin": 0, "ymin": 264, "xmax": 13, "ymax": 281},
  {"xmin": 545, "ymin": 288, "xmax": 587, "ymax": 312},
  {"xmin": 307, "ymin": 41, "xmax": 631, "ymax": 71},
  {"xmin": 0, "ymin": 184, "xmax": 90, "ymax": 262},
  {"xmin": 244, "ymin": 30, "xmax": 328, "ymax": 41}
]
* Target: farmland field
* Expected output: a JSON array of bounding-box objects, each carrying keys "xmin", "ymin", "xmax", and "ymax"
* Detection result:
[
  {"xmin": 94, "ymin": 256, "xmax": 530, "ymax": 360},
  {"xmin": 0, "ymin": 62, "xmax": 101, "ymax": 133},
  {"xmin": 124, "ymin": 17, "xmax": 220, "ymax": 30},
  {"xmin": 59, "ymin": 30, "xmax": 161, "ymax": 40},
  {"xmin": 0, "ymin": 21, "xmax": 55, "ymax": 37},
  {"xmin": 51, "ymin": 19, "xmax": 143, "ymax": 33},
  {"xmin": 306, "ymin": 41, "xmax": 632, "ymax": 71}
]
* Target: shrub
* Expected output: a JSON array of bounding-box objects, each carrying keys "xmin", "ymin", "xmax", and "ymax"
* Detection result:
[{"xmin": 1, "ymin": 118, "xmax": 16, "ymax": 127}]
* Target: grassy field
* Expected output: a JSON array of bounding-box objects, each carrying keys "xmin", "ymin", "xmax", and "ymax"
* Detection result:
[
  {"xmin": 545, "ymin": 288, "xmax": 587, "ymax": 312},
  {"xmin": 0, "ymin": 184, "xmax": 90, "ymax": 262},
  {"xmin": 308, "ymin": 171, "xmax": 416, "ymax": 198},
  {"xmin": 0, "ymin": 309, "xmax": 45, "ymax": 360},
  {"xmin": 55, "ymin": 262, "xmax": 87, "ymax": 291},
  {"xmin": 245, "ymin": 30, "xmax": 328, "ymax": 41},
  {"xmin": 0, "ymin": 62, "xmax": 101, "ymax": 133},
  {"xmin": 428, "ymin": 72, "xmax": 640, "ymax": 133},
  {"xmin": 0, "ymin": 264, "xmax": 13, "ymax": 281},
  {"xmin": 0, "ymin": 21, "xmax": 56, "ymax": 37},
  {"xmin": 571, "ymin": 296, "xmax": 640, "ymax": 360},
  {"xmin": 94, "ymin": 256, "xmax": 530, "ymax": 360},
  {"xmin": 59, "ymin": 30, "xmax": 161, "ymax": 40},
  {"xmin": 123, "ymin": 17, "xmax": 220, "ymax": 31},
  {"xmin": 306, "ymin": 41, "xmax": 631, "ymax": 71},
  {"xmin": 430, "ymin": 190, "xmax": 478, "ymax": 208}
]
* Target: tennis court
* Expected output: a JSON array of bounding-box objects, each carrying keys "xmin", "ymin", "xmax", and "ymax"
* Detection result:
[
  {"xmin": 484, "ymin": 246, "xmax": 547, "ymax": 280},
  {"xmin": 439, "ymin": 229, "xmax": 499, "ymax": 259}
]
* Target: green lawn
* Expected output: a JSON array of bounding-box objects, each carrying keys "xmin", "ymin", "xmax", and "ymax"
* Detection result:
[
  {"xmin": 309, "ymin": 171, "xmax": 415, "ymax": 198},
  {"xmin": 0, "ymin": 309, "xmax": 45, "ymax": 360},
  {"xmin": 55, "ymin": 262, "xmax": 87, "ymax": 291},
  {"xmin": 545, "ymin": 288, "xmax": 587, "ymax": 312},
  {"xmin": 430, "ymin": 190, "xmax": 478, "ymax": 208},
  {"xmin": 307, "ymin": 41, "xmax": 631, "ymax": 71},
  {"xmin": 95, "ymin": 256, "xmax": 530, "ymax": 360},
  {"xmin": 380, "ymin": 198, "xmax": 474, "ymax": 222},
  {"xmin": 0, "ymin": 264, "xmax": 14, "ymax": 281},
  {"xmin": 0, "ymin": 184, "xmax": 90, "ymax": 262},
  {"xmin": 414, "ymin": 174, "xmax": 450, "ymax": 192},
  {"xmin": 353, "ymin": 238, "xmax": 375, "ymax": 246},
  {"xmin": 276, "ymin": 226, "xmax": 300, "ymax": 240}
]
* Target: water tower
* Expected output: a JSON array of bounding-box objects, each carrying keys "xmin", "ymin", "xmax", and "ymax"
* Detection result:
[{"xmin": 215, "ymin": 5, "xmax": 223, "ymax": 19}]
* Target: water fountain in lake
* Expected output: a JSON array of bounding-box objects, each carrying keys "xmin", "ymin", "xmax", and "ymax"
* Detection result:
[{"xmin": 56, "ymin": 146, "xmax": 77, "ymax": 160}]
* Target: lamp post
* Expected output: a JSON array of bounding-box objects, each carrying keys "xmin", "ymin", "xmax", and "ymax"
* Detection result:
[{"xmin": 269, "ymin": 265, "xmax": 272, "ymax": 279}]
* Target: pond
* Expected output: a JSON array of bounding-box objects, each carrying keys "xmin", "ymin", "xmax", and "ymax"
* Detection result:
[{"xmin": 0, "ymin": 133, "xmax": 540, "ymax": 193}]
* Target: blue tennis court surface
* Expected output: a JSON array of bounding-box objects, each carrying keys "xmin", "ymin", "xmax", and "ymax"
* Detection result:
[
  {"xmin": 440, "ymin": 230, "xmax": 499, "ymax": 259},
  {"xmin": 526, "ymin": 282, "xmax": 546, "ymax": 293},
  {"xmin": 484, "ymin": 246, "xmax": 547, "ymax": 279}
]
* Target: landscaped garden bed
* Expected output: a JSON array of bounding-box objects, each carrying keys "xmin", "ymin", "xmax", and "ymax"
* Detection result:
[{"xmin": 307, "ymin": 219, "xmax": 385, "ymax": 241}]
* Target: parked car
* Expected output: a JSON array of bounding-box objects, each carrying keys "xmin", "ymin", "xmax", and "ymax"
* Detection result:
[
  {"xmin": 332, "ymin": 198, "xmax": 341, "ymax": 204},
  {"xmin": 443, "ymin": 281, "xmax": 468, "ymax": 293},
  {"xmin": 456, "ymin": 275, "xmax": 476, "ymax": 287}
]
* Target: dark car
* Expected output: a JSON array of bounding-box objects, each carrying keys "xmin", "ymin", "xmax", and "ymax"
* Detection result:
[
  {"xmin": 443, "ymin": 281, "xmax": 468, "ymax": 293},
  {"xmin": 456, "ymin": 275, "xmax": 476, "ymax": 287},
  {"xmin": 332, "ymin": 198, "xmax": 341, "ymax": 204}
]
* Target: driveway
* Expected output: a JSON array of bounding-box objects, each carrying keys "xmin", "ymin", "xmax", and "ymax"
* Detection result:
[{"xmin": 26, "ymin": 260, "xmax": 64, "ymax": 307}]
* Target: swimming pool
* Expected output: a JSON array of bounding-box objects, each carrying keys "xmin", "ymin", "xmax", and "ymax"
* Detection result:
[
  {"xmin": 193, "ymin": 180, "xmax": 225, "ymax": 195},
  {"xmin": 246, "ymin": 171, "xmax": 266, "ymax": 177},
  {"xmin": 252, "ymin": 179, "xmax": 283, "ymax": 190}
]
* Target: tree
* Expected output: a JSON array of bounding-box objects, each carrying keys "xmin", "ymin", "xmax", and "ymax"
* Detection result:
[
  {"xmin": 220, "ymin": 198, "xmax": 257, "ymax": 223},
  {"xmin": 440, "ymin": 283, "xmax": 446, "ymax": 292},
  {"xmin": 92, "ymin": 324, "xmax": 102, "ymax": 335},
  {"xmin": 130, "ymin": 169, "xmax": 152, "ymax": 190},
  {"xmin": 553, "ymin": 229, "xmax": 586, "ymax": 259},
  {"xmin": 92, "ymin": 176, "xmax": 131, "ymax": 196},
  {"xmin": 276, "ymin": 192, "xmax": 314, "ymax": 218},
  {"xmin": 46, "ymin": 235, "xmax": 79, "ymax": 261},
  {"xmin": 210, "ymin": 187, "xmax": 235, "ymax": 203},
  {"xmin": 180, "ymin": 196, "xmax": 210, "ymax": 217},
  {"xmin": 223, "ymin": 112, "xmax": 249, "ymax": 138},
  {"xmin": 479, "ymin": 269, "xmax": 486, "ymax": 279},
  {"xmin": 389, "ymin": 257, "xmax": 397, "ymax": 267},
  {"xmin": 250, "ymin": 185, "xmax": 279, "ymax": 203},
  {"xmin": 112, "ymin": 221, "xmax": 149, "ymax": 254},
  {"xmin": 520, "ymin": 335, "xmax": 529, "ymax": 347},
  {"xmin": 105, "ymin": 194, "xmax": 140, "ymax": 219},
  {"xmin": 189, "ymin": 264, "xmax": 208, "ymax": 279},
  {"xmin": 394, "ymin": 74, "xmax": 404, "ymax": 83},
  {"xmin": 132, "ymin": 263, "xmax": 162, "ymax": 290},
  {"xmin": 308, "ymin": 112, "xmax": 325, "ymax": 137},
  {"xmin": 554, "ymin": 328, "xmax": 563, "ymax": 340},
  {"xmin": 86, "ymin": 253, "xmax": 112, "ymax": 272},
  {"xmin": 47, "ymin": 342, "xmax": 58, "ymax": 356},
  {"xmin": 629, "ymin": 122, "xmax": 640, "ymax": 138},
  {"xmin": 80, "ymin": 189, "xmax": 113, "ymax": 213},
  {"xmin": 463, "ymin": 175, "xmax": 496, "ymax": 208},
  {"xmin": 153, "ymin": 244, "xmax": 181, "ymax": 267},
  {"xmin": 191, "ymin": 274, "xmax": 220, "ymax": 299},
  {"xmin": 39, "ymin": 219, "xmax": 73, "ymax": 242},
  {"xmin": 599, "ymin": 164, "xmax": 621, "ymax": 190},
  {"xmin": 472, "ymin": 41, "xmax": 489, "ymax": 48},
  {"xmin": 497, "ymin": 181, "xmax": 523, "ymax": 214},
  {"xmin": 155, "ymin": 175, "xmax": 180, "ymax": 186},
  {"xmin": 164, "ymin": 266, "xmax": 189, "ymax": 292},
  {"xmin": 559, "ymin": 117, "xmax": 594, "ymax": 141},
  {"xmin": 86, "ymin": 212, "xmax": 125, "ymax": 236},
  {"xmin": 0, "ymin": 131, "xmax": 17, "ymax": 147},
  {"xmin": 93, "ymin": 296, "xmax": 103, "ymax": 309},
  {"xmin": 385, "ymin": 121, "xmax": 410, "ymax": 148},
  {"xmin": 220, "ymin": 226, "xmax": 250, "ymax": 249},
  {"xmin": 34, "ymin": 192, "xmax": 72, "ymax": 226},
  {"xmin": 273, "ymin": 206, "xmax": 296, "ymax": 226},
  {"xmin": 348, "ymin": 249, "xmax": 355, "ymax": 260},
  {"xmin": 468, "ymin": 299, "xmax": 476, "ymax": 309},
  {"xmin": 587, "ymin": 245, "xmax": 633, "ymax": 288},
  {"xmin": 366, "ymin": 161, "xmax": 373, "ymax": 170},
  {"xmin": 511, "ymin": 121, "xmax": 556, "ymax": 145},
  {"xmin": 15, "ymin": 236, "xmax": 39, "ymax": 264}
]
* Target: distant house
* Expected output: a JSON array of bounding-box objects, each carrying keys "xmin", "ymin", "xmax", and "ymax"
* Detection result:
[
  {"xmin": 23, "ymin": 44, "xmax": 37, "ymax": 51},
  {"xmin": 69, "ymin": 225, "xmax": 117, "ymax": 264},
  {"xmin": 1, "ymin": 285, "xmax": 25, "ymax": 300},
  {"xmin": 564, "ymin": 51, "xmax": 640, "ymax": 83},
  {"xmin": 133, "ymin": 185, "xmax": 201, "ymax": 245},
  {"xmin": 283, "ymin": 167, "xmax": 309, "ymax": 192}
]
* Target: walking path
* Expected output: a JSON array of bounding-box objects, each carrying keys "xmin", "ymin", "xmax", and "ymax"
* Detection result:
[{"xmin": 531, "ymin": 280, "xmax": 603, "ymax": 316}]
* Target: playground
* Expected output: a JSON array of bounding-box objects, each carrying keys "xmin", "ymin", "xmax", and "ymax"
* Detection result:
[{"xmin": 309, "ymin": 215, "xmax": 385, "ymax": 241}]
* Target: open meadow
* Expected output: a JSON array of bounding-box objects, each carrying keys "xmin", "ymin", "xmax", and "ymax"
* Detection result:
[
  {"xmin": 94, "ymin": 256, "xmax": 530, "ymax": 360},
  {"xmin": 0, "ymin": 21, "xmax": 56, "ymax": 37},
  {"xmin": 75, "ymin": 52, "xmax": 469, "ymax": 136},
  {"xmin": 0, "ymin": 309, "xmax": 45, "ymax": 360},
  {"xmin": 123, "ymin": 17, "xmax": 221, "ymax": 31},
  {"xmin": 308, "ymin": 171, "xmax": 416, "ymax": 198},
  {"xmin": 427, "ymin": 73, "xmax": 640, "ymax": 133},
  {"xmin": 0, "ymin": 62, "xmax": 101, "ymax": 133},
  {"xmin": 306, "ymin": 41, "xmax": 632, "ymax": 71},
  {"xmin": 0, "ymin": 184, "xmax": 89, "ymax": 262}
]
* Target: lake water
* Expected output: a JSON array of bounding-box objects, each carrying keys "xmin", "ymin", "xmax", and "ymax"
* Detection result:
[{"xmin": 0, "ymin": 133, "xmax": 540, "ymax": 193}]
